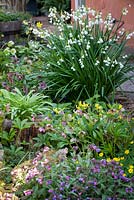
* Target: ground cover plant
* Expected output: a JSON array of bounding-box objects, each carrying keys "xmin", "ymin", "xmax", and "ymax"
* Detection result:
[{"xmin": 0, "ymin": 5, "xmax": 134, "ymax": 200}]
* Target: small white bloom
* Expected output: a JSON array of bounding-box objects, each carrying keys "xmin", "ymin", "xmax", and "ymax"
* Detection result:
[
  {"xmin": 97, "ymin": 38, "xmax": 103, "ymax": 44},
  {"xmin": 7, "ymin": 40, "xmax": 14, "ymax": 47},
  {"xmin": 122, "ymin": 8, "xmax": 128, "ymax": 16}
]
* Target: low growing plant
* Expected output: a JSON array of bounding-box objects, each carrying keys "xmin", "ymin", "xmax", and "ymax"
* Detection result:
[
  {"xmin": 16, "ymin": 147, "xmax": 134, "ymax": 199},
  {"xmin": 33, "ymin": 98, "xmax": 134, "ymax": 158},
  {"xmin": 0, "ymin": 88, "xmax": 52, "ymax": 120},
  {"xmin": 0, "ymin": 11, "xmax": 31, "ymax": 22}
]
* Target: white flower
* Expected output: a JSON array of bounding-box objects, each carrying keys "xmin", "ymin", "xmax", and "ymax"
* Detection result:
[
  {"xmin": 7, "ymin": 40, "xmax": 14, "ymax": 47},
  {"xmin": 119, "ymin": 62, "xmax": 124, "ymax": 69},
  {"xmin": 126, "ymin": 32, "xmax": 134, "ymax": 40},
  {"xmin": 122, "ymin": 8, "xmax": 128, "ymax": 16},
  {"xmin": 10, "ymin": 48, "xmax": 16, "ymax": 55},
  {"xmin": 122, "ymin": 55, "xmax": 128, "ymax": 59},
  {"xmin": 97, "ymin": 38, "xmax": 103, "ymax": 44},
  {"xmin": 79, "ymin": 58, "xmax": 84, "ymax": 68},
  {"xmin": 95, "ymin": 60, "xmax": 100, "ymax": 66},
  {"xmin": 71, "ymin": 66, "xmax": 76, "ymax": 71}
]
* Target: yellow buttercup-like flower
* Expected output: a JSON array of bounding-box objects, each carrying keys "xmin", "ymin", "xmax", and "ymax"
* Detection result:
[
  {"xmin": 95, "ymin": 103, "xmax": 102, "ymax": 110},
  {"xmin": 128, "ymin": 168, "xmax": 133, "ymax": 174},
  {"xmin": 124, "ymin": 150, "xmax": 129, "ymax": 155},
  {"xmin": 130, "ymin": 141, "xmax": 134, "ymax": 144},
  {"xmin": 129, "ymin": 165, "xmax": 134, "ymax": 169},
  {"xmin": 53, "ymin": 108, "xmax": 60, "ymax": 114},
  {"xmin": 36, "ymin": 22, "xmax": 43, "ymax": 28},
  {"xmin": 113, "ymin": 157, "xmax": 120, "ymax": 162},
  {"xmin": 99, "ymin": 152, "xmax": 104, "ymax": 157},
  {"xmin": 76, "ymin": 101, "xmax": 89, "ymax": 110},
  {"xmin": 123, "ymin": 173, "xmax": 126, "ymax": 177},
  {"xmin": 106, "ymin": 158, "xmax": 111, "ymax": 162}
]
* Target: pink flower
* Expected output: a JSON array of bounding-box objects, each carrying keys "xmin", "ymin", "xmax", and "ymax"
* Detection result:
[
  {"xmin": 24, "ymin": 189, "xmax": 33, "ymax": 196},
  {"xmin": 39, "ymin": 127, "xmax": 45, "ymax": 132}
]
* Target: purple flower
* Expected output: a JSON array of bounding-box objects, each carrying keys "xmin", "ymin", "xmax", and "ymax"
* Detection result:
[
  {"xmin": 89, "ymin": 144, "xmax": 101, "ymax": 152},
  {"xmin": 39, "ymin": 82, "xmax": 47, "ymax": 89},
  {"xmin": 60, "ymin": 182, "xmax": 65, "ymax": 187},
  {"xmin": 48, "ymin": 189, "xmax": 54, "ymax": 193},
  {"xmin": 37, "ymin": 177, "xmax": 43, "ymax": 184},
  {"xmin": 73, "ymin": 146, "xmax": 78, "ymax": 151},
  {"xmin": 39, "ymin": 127, "xmax": 45, "ymax": 132},
  {"xmin": 2, "ymin": 82, "xmax": 7, "ymax": 88},
  {"xmin": 120, "ymin": 175, "xmax": 130, "ymax": 182},
  {"xmin": 79, "ymin": 177, "xmax": 85, "ymax": 183},
  {"xmin": 24, "ymin": 189, "xmax": 33, "ymax": 196},
  {"xmin": 126, "ymin": 187, "xmax": 133, "ymax": 193},
  {"xmin": 91, "ymin": 167, "xmax": 100, "ymax": 173},
  {"xmin": 46, "ymin": 180, "xmax": 52, "ymax": 185},
  {"xmin": 66, "ymin": 176, "xmax": 70, "ymax": 181}
]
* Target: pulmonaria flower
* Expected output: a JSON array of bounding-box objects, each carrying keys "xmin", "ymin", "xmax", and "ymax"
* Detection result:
[
  {"xmin": 46, "ymin": 180, "xmax": 52, "ymax": 185},
  {"xmin": 89, "ymin": 144, "xmax": 101, "ymax": 152},
  {"xmin": 43, "ymin": 146, "xmax": 50, "ymax": 152},
  {"xmin": 24, "ymin": 189, "xmax": 33, "ymax": 196},
  {"xmin": 126, "ymin": 187, "xmax": 133, "ymax": 193},
  {"xmin": 79, "ymin": 177, "xmax": 85, "ymax": 183},
  {"xmin": 39, "ymin": 127, "xmax": 45, "ymax": 133},
  {"xmin": 37, "ymin": 177, "xmax": 43, "ymax": 184},
  {"xmin": 48, "ymin": 189, "xmax": 54, "ymax": 193},
  {"xmin": 39, "ymin": 82, "xmax": 47, "ymax": 89}
]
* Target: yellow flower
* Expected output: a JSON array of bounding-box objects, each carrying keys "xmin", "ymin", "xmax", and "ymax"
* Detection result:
[
  {"xmin": 124, "ymin": 150, "xmax": 129, "ymax": 155},
  {"xmin": 113, "ymin": 157, "xmax": 120, "ymax": 162},
  {"xmin": 129, "ymin": 165, "xmax": 134, "ymax": 169},
  {"xmin": 106, "ymin": 158, "xmax": 111, "ymax": 162},
  {"xmin": 95, "ymin": 103, "xmax": 102, "ymax": 110},
  {"xmin": 23, "ymin": 20, "xmax": 28, "ymax": 25},
  {"xmin": 123, "ymin": 173, "xmax": 126, "ymax": 177},
  {"xmin": 118, "ymin": 104, "xmax": 123, "ymax": 110},
  {"xmin": 36, "ymin": 22, "xmax": 43, "ymax": 28},
  {"xmin": 120, "ymin": 163, "xmax": 123, "ymax": 166},
  {"xmin": 76, "ymin": 101, "xmax": 89, "ymax": 110},
  {"xmin": 130, "ymin": 141, "xmax": 134, "ymax": 144},
  {"xmin": 128, "ymin": 168, "xmax": 133, "ymax": 174},
  {"xmin": 120, "ymin": 157, "xmax": 124, "ymax": 160},
  {"xmin": 99, "ymin": 152, "xmax": 104, "ymax": 157},
  {"xmin": 53, "ymin": 108, "xmax": 60, "ymax": 114}
]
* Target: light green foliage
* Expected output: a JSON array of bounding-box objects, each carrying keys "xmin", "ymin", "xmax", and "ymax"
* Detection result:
[{"xmin": 0, "ymin": 88, "xmax": 52, "ymax": 120}]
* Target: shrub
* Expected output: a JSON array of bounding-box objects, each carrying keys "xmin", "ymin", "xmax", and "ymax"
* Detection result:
[{"xmin": 31, "ymin": 6, "xmax": 134, "ymax": 102}]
